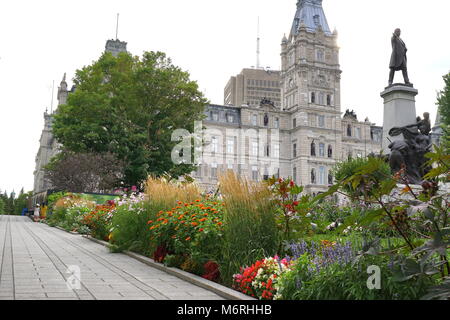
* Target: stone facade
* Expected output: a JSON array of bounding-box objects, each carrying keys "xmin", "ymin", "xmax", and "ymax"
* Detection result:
[{"xmin": 194, "ymin": 0, "xmax": 384, "ymax": 193}]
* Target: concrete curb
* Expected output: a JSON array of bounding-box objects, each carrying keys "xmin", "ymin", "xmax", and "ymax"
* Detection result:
[
  {"xmin": 82, "ymin": 235, "xmax": 255, "ymax": 301},
  {"xmin": 54, "ymin": 225, "xmax": 80, "ymax": 235}
]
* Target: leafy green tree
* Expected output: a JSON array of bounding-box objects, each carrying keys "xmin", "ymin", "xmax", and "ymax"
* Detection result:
[
  {"xmin": 13, "ymin": 188, "xmax": 31, "ymax": 215},
  {"xmin": 0, "ymin": 197, "xmax": 4, "ymax": 215},
  {"xmin": 437, "ymin": 72, "xmax": 450, "ymax": 152},
  {"xmin": 53, "ymin": 51, "xmax": 207, "ymax": 187}
]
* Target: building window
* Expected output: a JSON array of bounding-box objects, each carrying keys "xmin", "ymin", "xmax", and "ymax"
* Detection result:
[
  {"xmin": 327, "ymin": 94, "xmax": 332, "ymax": 106},
  {"xmin": 293, "ymin": 143, "xmax": 297, "ymax": 158},
  {"xmin": 311, "ymin": 92, "xmax": 316, "ymax": 104},
  {"xmin": 328, "ymin": 145, "xmax": 333, "ymax": 158},
  {"xmin": 212, "ymin": 112, "xmax": 219, "ymax": 121},
  {"xmin": 347, "ymin": 125, "xmax": 352, "ymax": 137},
  {"xmin": 272, "ymin": 144, "xmax": 279, "ymax": 159},
  {"xmin": 227, "ymin": 138, "xmax": 234, "ymax": 154},
  {"xmin": 252, "ymin": 141, "xmax": 258, "ymax": 156},
  {"xmin": 311, "ymin": 168, "xmax": 316, "ymax": 184},
  {"xmin": 211, "ymin": 163, "xmax": 218, "ymax": 178},
  {"xmin": 274, "ymin": 117, "xmax": 279, "ymax": 129},
  {"xmin": 211, "ymin": 136, "xmax": 218, "ymax": 153},
  {"xmin": 265, "ymin": 144, "xmax": 270, "ymax": 157},
  {"xmin": 252, "ymin": 114, "xmax": 258, "ymax": 126},
  {"xmin": 293, "ymin": 118, "xmax": 297, "ymax": 128},
  {"xmin": 318, "ymin": 115, "xmax": 325, "ymax": 128},
  {"xmin": 227, "ymin": 114, "xmax": 234, "ymax": 123},
  {"xmin": 227, "ymin": 163, "xmax": 234, "ymax": 170},
  {"xmin": 252, "ymin": 166, "xmax": 259, "ymax": 181},
  {"xmin": 319, "ymin": 143, "xmax": 325, "ymax": 157},
  {"xmin": 319, "ymin": 92, "xmax": 325, "ymax": 105},
  {"xmin": 356, "ymin": 127, "xmax": 361, "ymax": 139},
  {"xmin": 317, "ymin": 49, "xmax": 324, "ymax": 62},
  {"xmin": 311, "ymin": 141, "xmax": 316, "ymax": 156},
  {"xmin": 319, "ymin": 167, "xmax": 326, "ymax": 185},
  {"xmin": 328, "ymin": 172, "xmax": 333, "ymax": 185}
]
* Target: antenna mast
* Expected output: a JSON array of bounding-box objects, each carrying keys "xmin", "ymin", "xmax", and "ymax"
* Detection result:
[
  {"xmin": 116, "ymin": 13, "xmax": 119, "ymax": 40},
  {"xmin": 256, "ymin": 17, "xmax": 261, "ymax": 69}
]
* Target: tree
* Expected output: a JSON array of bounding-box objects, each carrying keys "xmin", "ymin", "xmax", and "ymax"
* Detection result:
[
  {"xmin": 52, "ymin": 51, "xmax": 207, "ymax": 187},
  {"xmin": 0, "ymin": 197, "xmax": 4, "ymax": 215},
  {"xmin": 437, "ymin": 72, "xmax": 450, "ymax": 152},
  {"xmin": 44, "ymin": 151, "xmax": 125, "ymax": 193}
]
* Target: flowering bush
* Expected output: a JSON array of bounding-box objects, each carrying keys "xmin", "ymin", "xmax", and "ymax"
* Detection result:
[
  {"xmin": 148, "ymin": 199, "xmax": 225, "ymax": 268},
  {"xmin": 233, "ymin": 256, "xmax": 291, "ymax": 300},
  {"xmin": 82, "ymin": 203, "xmax": 115, "ymax": 241}
]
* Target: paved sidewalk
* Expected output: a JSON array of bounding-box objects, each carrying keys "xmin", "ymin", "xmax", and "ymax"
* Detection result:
[{"xmin": 0, "ymin": 215, "xmax": 224, "ymax": 300}]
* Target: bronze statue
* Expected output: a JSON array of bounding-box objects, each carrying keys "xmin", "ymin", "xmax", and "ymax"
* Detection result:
[
  {"xmin": 388, "ymin": 113, "xmax": 432, "ymax": 184},
  {"xmin": 388, "ymin": 28, "xmax": 411, "ymax": 86}
]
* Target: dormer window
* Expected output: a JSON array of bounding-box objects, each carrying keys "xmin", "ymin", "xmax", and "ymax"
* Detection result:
[
  {"xmin": 317, "ymin": 49, "xmax": 324, "ymax": 62},
  {"xmin": 212, "ymin": 112, "xmax": 219, "ymax": 121}
]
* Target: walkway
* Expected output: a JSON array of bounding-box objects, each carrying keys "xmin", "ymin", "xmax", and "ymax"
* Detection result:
[{"xmin": 0, "ymin": 215, "xmax": 224, "ymax": 300}]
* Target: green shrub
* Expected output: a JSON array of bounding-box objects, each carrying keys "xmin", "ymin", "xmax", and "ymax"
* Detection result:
[
  {"xmin": 332, "ymin": 156, "xmax": 391, "ymax": 198},
  {"xmin": 277, "ymin": 254, "xmax": 435, "ymax": 300}
]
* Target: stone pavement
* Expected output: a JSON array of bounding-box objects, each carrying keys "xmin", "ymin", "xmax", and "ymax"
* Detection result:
[{"xmin": 0, "ymin": 215, "xmax": 224, "ymax": 300}]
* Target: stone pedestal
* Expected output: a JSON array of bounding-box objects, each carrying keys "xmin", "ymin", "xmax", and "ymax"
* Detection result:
[{"xmin": 380, "ymin": 84, "xmax": 418, "ymax": 154}]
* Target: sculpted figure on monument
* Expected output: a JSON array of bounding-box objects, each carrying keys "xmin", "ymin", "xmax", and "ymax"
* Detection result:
[
  {"xmin": 388, "ymin": 113, "xmax": 432, "ymax": 184},
  {"xmin": 388, "ymin": 28, "xmax": 411, "ymax": 86}
]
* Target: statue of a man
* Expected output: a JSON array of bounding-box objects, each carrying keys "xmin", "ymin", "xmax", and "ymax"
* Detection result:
[{"xmin": 388, "ymin": 28, "xmax": 411, "ymax": 86}]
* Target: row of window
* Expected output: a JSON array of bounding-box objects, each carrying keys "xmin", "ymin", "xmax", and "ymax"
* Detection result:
[
  {"xmin": 291, "ymin": 142, "xmax": 333, "ymax": 158},
  {"xmin": 211, "ymin": 136, "xmax": 281, "ymax": 158},
  {"xmin": 247, "ymin": 79, "xmax": 279, "ymax": 88},
  {"xmin": 210, "ymin": 111, "xmax": 235, "ymax": 123},
  {"xmin": 198, "ymin": 164, "xmax": 277, "ymax": 182},
  {"xmin": 310, "ymin": 92, "xmax": 333, "ymax": 106},
  {"xmin": 292, "ymin": 166, "xmax": 333, "ymax": 186}
]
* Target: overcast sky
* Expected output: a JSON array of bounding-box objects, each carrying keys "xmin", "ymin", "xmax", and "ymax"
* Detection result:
[{"xmin": 0, "ymin": 0, "xmax": 449, "ymax": 194}]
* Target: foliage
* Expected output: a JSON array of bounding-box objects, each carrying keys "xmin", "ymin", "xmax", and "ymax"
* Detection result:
[
  {"xmin": 82, "ymin": 203, "xmax": 115, "ymax": 241},
  {"xmin": 267, "ymin": 177, "xmax": 314, "ymax": 245},
  {"xmin": 219, "ymin": 172, "xmax": 280, "ymax": 286},
  {"xmin": 276, "ymin": 254, "xmax": 434, "ymax": 300},
  {"xmin": 437, "ymin": 72, "xmax": 450, "ymax": 152},
  {"xmin": 332, "ymin": 156, "xmax": 391, "ymax": 200},
  {"xmin": 52, "ymin": 51, "xmax": 208, "ymax": 187},
  {"xmin": 0, "ymin": 197, "xmax": 4, "ymax": 215},
  {"xmin": 322, "ymin": 148, "xmax": 450, "ymax": 299},
  {"xmin": 109, "ymin": 193, "xmax": 156, "ymax": 255},
  {"xmin": 45, "ymin": 151, "xmax": 125, "ymax": 193},
  {"xmin": 148, "ymin": 199, "xmax": 224, "ymax": 268},
  {"xmin": 233, "ymin": 256, "xmax": 291, "ymax": 300}
]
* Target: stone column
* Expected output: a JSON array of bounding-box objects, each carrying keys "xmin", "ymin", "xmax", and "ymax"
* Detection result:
[{"xmin": 380, "ymin": 85, "xmax": 418, "ymax": 154}]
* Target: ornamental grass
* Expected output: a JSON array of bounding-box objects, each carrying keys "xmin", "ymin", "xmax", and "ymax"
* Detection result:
[
  {"xmin": 219, "ymin": 171, "xmax": 280, "ymax": 286},
  {"xmin": 145, "ymin": 176, "xmax": 201, "ymax": 206}
]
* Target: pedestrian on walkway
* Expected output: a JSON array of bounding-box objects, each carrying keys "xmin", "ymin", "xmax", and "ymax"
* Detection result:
[{"xmin": 34, "ymin": 204, "xmax": 40, "ymax": 221}]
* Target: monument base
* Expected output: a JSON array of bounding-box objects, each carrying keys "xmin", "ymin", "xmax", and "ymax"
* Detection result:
[{"xmin": 380, "ymin": 85, "xmax": 418, "ymax": 154}]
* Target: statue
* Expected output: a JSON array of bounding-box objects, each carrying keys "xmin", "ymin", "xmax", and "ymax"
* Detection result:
[
  {"xmin": 311, "ymin": 169, "xmax": 316, "ymax": 184},
  {"xmin": 388, "ymin": 113, "xmax": 432, "ymax": 184},
  {"xmin": 311, "ymin": 141, "xmax": 316, "ymax": 156},
  {"xmin": 388, "ymin": 28, "xmax": 411, "ymax": 86}
]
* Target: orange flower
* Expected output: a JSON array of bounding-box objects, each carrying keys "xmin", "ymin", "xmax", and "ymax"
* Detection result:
[
  {"xmin": 191, "ymin": 222, "xmax": 199, "ymax": 227},
  {"xmin": 147, "ymin": 220, "xmax": 153, "ymax": 224},
  {"xmin": 199, "ymin": 218, "xmax": 207, "ymax": 222},
  {"xmin": 195, "ymin": 199, "xmax": 200, "ymax": 202},
  {"xmin": 185, "ymin": 237, "xmax": 191, "ymax": 241},
  {"xmin": 217, "ymin": 222, "xmax": 223, "ymax": 226},
  {"xmin": 199, "ymin": 228, "xmax": 204, "ymax": 232}
]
